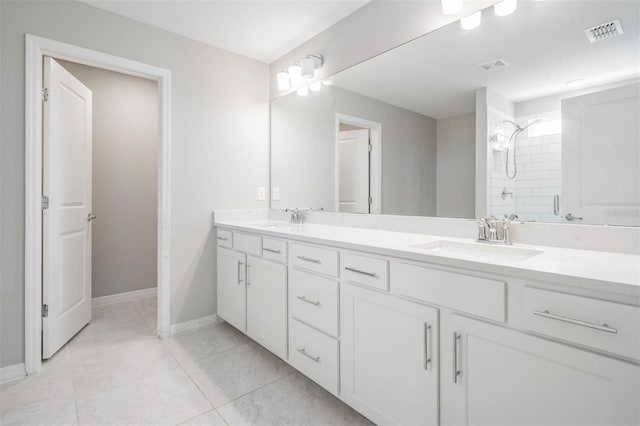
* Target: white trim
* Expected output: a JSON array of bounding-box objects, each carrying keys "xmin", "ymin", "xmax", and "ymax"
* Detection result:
[
  {"xmin": 25, "ymin": 34, "xmax": 172, "ymax": 375},
  {"xmin": 0, "ymin": 363, "xmax": 26, "ymax": 384},
  {"xmin": 92, "ymin": 287, "xmax": 157, "ymax": 307},
  {"xmin": 170, "ymin": 314, "xmax": 219, "ymax": 335},
  {"xmin": 334, "ymin": 113, "xmax": 382, "ymax": 214}
]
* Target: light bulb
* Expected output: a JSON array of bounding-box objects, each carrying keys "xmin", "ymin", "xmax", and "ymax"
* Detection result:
[
  {"xmin": 321, "ymin": 79, "xmax": 334, "ymax": 86},
  {"xmin": 297, "ymin": 86, "xmax": 309, "ymax": 96},
  {"xmin": 276, "ymin": 71, "xmax": 290, "ymax": 91},
  {"xmin": 441, "ymin": 0, "xmax": 463, "ymax": 15},
  {"xmin": 461, "ymin": 11, "xmax": 481, "ymax": 30},
  {"xmin": 494, "ymin": 0, "xmax": 517, "ymax": 16},
  {"xmin": 310, "ymin": 81, "xmax": 322, "ymax": 92},
  {"xmin": 288, "ymin": 64, "xmax": 302, "ymax": 86}
]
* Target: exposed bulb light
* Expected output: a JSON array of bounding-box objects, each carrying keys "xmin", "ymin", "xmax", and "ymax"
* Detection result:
[
  {"xmin": 276, "ymin": 71, "xmax": 290, "ymax": 91},
  {"xmin": 441, "ymin": 0, "xmax": 463, "ymax": 15},
  {"xmin": 288, "ymin": 64, "xmax": 302, "ymax": 86},
  {"xmin": 321, "ymin": 78, "xmax": 334, "ymax": 86},
  {"xmin": 461, "ymin": 11, "xmax": 482, "ymax": 30},
  {"xmin": 494, "ymin": 0, "xmax": 517, "ymax": 16},
  {"xmin": 297, "ymin": 86, "xmax": 309, "ymax": 96},
  {"xmin": 566, "ymin": 79, "xmax": 585, "ymax": 88},
  {"xmin": 310, "ymin": 81, "xmax": 322, "ymax": 92}
]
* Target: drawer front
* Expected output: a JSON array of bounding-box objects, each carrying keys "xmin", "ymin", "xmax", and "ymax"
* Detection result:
[
  {"xmin": 341, "ymin": 251, "xmax": 389, "ymax": 291},
  {"xmin": 523, "ymin": 287, "xmax": 640, "ymax": 360},
  {"xmin": 216, "ymin": 229, "xmax": 233, "ymax": 248},
  {"xmin": 289, "ymin": 318, "xmax": 339, "ymax": 395},
  {"xmin": 289, "ymin": 243, "xmax": 339, "ymax": 277},
  {"xmin": 391, "ymin": 261, "xmax": 506, "ymax": 322},
  {"xmin": 262, "ymin": 237, "xmax": 287, "ymax": 263},
  {"xmin": 233, "ymin": 232, "xmax": 262, "ymax": 256},
  {"xmin": 290, "ymin": 269, "xmax": 339, "ymax": 336}
]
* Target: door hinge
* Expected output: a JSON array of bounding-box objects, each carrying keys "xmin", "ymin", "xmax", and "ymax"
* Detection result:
[
  {"xmin": 41, "ymin": 195, "xmax": 49, "ymax": 210},
  {"xmin": 42, "ymin": 304, "xmax": 49, "ymax": 318},
  {"xmin": 42, "ymin": 87, "xmax": 49, "ymax": 102},
  {"xmin": 368, "ymin": 196, "xmax": 373, "ymax": 205},
  {"xmin": 368, "ymin": 143, "xmax": 372, "ymax": 152}
]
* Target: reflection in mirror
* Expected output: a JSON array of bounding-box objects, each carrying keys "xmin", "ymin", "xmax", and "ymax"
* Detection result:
[{"xmin": 270, "ymin": 0, "xmax": 640, "ymax": 225}]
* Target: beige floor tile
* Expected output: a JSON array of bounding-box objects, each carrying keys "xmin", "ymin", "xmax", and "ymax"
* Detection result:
[
  {"xmin": 180, "ymin": 409, "xmax": 227, "ymax": 426},
  {"xmin": 68, "ymin": 319, "xmax": 155, "ymax": 360},
  {"xmin": 92, "ymin": 301, "xmax": 143, "ymax": 325},
  {"xmin": 133, "ymin": 296, "xmax": 157, "ymax": 320},
  {"xmin": 2, "ymin": 401, "xmax": 78, "ymax": 426},
  {"xmin": 167, "ymin": 321, "xmax": 250, "ymax": 365}
]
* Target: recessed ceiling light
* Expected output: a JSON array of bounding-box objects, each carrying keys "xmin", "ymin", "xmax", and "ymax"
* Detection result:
[
  {"xmin": 441, "ymin": 0, "xmax": 463, "ymax": 15},
  {"xmin": 461, "ymin": 11, "xmax": 482, "ymax": 30},
  {"xmin": 566, "ymin": 79, "xmax": 586, "ymax": 88},
  {"xmin": 494, "ymin": 0, "xmax": 517, "ymax": 16}
]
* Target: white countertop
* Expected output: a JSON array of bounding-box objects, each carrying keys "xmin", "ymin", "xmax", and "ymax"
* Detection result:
[{"xmin": 215, "ymin": 219, "xmax": 640, "ymax": 297}]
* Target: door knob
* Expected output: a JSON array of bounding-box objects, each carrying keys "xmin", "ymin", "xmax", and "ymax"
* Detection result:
[{"xmin": 87, "ymin": 213, "xmax": 97, "ymax": 222}]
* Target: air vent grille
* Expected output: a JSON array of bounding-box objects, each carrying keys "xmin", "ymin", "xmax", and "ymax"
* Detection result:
[
  {"xmin": 477, "ymin": 59, "xmax": 510, "ymax": 72},
  {"xmin": 585, "ymin": 19, "xmax": 624, "ymax": 43}
]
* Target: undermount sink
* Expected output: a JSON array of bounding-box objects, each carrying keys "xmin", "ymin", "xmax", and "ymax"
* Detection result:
[
  {"xmin": 250, "ymin": 221, "xmax": 295, "ymax": 230},
  {"xmin": 411, "ymin": 240, "xmax": 543, "ymax": 262}
]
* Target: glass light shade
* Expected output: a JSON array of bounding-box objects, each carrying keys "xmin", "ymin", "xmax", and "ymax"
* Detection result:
[
  {"xmin": 321, "ymin": 79, "xmax": 334, "ymax": 86},
  {"xmin": 460, "ymin": 11, "xmax": 481, "ymax": 30},
  {"xmin": 276, "ymin": 71, "xmax": 290, "ymax": 91},
  {"xmin": 310, "ymin": 81, "xmax": 322, "ymax": 92},
  {"xmin": 494, "ymin": 0, "xmax": 517, "ymax": 16},
  {"xmin": 288, "ymin": 64, "xmax": 303, "ymax": 85},
  {"xmin": 297, "ymin": 86, "xmax": 309, "ymax": 96},
  {"xmin": 441, "ymin": 0, "xmax": 463, "ymax": 15},
  {"xmin": 301, "ymin": 57, "xmax": 316, "ymax": 78}
]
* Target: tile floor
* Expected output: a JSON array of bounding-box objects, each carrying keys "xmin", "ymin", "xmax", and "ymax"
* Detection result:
[{"xmin": 0, "ymin": 297, "xmax": 372, "ymax": 426}]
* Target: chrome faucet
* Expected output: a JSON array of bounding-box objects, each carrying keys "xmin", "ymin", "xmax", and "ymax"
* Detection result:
[
  {"xmin": 283, "ymin": 207, "xmax": 324, "ymax": 224},
  {"xmin": 477, "ymin": 216, "xmax": 513, "ymax": 245}
]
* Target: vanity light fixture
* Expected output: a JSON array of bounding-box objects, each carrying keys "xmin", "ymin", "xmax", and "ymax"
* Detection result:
[
  {"xmin": 288, "ymin": 64, "xmax": 303, "ymax": 86},
  {"xmin": 494, "ymin": 0, "xmax": 517, "ymax": 16},
  {"xmin": 277, "ymin": 71, "xmax": 290, "ymax": 91},
  {"xmin": 301, "ymin": 54, "xmax": 324, "ymax": 79},
  {"xmin": 461, "ymin": 11, "xmax": 482, "ymax": 30},
  {"xmin": 297, "ymin": 86, "xmax": 309, "ymax": 96},
  {"xmin": 566, "ymin": 79, "xmax": 585, "ymax": 88},
  {"xmin": 441, "ymin": 0, "xmax": 463, "ymax": 15},
  {"xmin": 309, "ymin": 81, "xmax": 322, "ymax": 92}
]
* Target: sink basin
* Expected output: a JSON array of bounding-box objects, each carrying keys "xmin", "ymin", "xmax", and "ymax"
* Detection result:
[
  {"xmin": 411, "ymin": 240, "xmax": 542, "ymax": 263},
  {"xmin": 250, "ymin": 221, "xmax": 295, "ymax": 230}
]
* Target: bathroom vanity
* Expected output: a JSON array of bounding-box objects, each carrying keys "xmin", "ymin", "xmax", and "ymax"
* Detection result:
[{"xmin": 215, "ymin": 216, "xmax": 640, "ymax": 426}]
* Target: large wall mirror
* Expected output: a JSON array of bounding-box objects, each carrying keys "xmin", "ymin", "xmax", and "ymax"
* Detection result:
[{"xmin": 271, "ymin": 1, "xmax": 640, "ymax": 226}]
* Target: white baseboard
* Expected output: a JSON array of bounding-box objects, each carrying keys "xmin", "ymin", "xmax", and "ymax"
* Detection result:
[
  {"xmin": 0, "ymin": 363, "xmax": 26, "ymax": 384},
  {"xmin": 92, "ymin": 287, "xmax": 157, "ymax": 307},
  {"xmin": 170, "ymin": 314, "xmax": 219, "ymax": 335}
]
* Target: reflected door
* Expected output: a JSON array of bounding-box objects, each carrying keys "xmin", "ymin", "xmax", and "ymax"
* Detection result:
[{"xmin": 337, "ymin": 129, "xmax": 370, "ymax": 213}]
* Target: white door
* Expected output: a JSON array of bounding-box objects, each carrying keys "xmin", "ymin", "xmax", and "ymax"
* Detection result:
[
  {"xmin": 216, "ymin": 247, "xmax": 247, "ymax": 331},
  {"xmin": 42, "ymin": 57, "xmax": 93, "ymax": 358},
  {"xmin": 441, "ymin": 313, "xmax": 640, "ymax": 426},
  {"xmin": 561, "ymin": 83, "xmax": 640, "ymax": 226},
  {"xmin": 246, "ymin": 256, "xmax": 287, "ymax": 359},
  {"xmin": 341, "ymin": 283, "xmax": 439, "ymax": 426},
  {"xmin": 337, "ymin": 129, "xmax": 370, "ymax": 214}
]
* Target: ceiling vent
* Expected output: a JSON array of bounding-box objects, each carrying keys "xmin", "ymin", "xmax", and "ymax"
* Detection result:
[
  {"xmin": 477, "ymin": 59, "xmax": 510, "ymax": 72},
  {"xmin": 585, "ymin": 19, "xmax": 624, "ymax": 43}
]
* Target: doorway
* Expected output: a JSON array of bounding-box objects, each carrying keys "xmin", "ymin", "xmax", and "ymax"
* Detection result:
[{"xmin": 24, "ymin": 35, "xmax": 172, "ymax": 374}]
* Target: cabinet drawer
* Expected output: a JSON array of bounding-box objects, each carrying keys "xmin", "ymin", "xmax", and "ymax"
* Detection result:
[
  {"xmin": 341, "ymin": 251, "xmax": 389, "ymax": 291},
  {"xmin": 289, "ymin": 243, "xmax": 339, "ymax": 277},
  {"xmin": 262, "ymin": 238, "xmax": 287, "ymax": 263},
  {"xmin": 289, "ymin": 318, "xmax": 339, "ymax": 395},
  {"xmin": 290, "ymin": 269, "xmax": 339, "ymax": 336},
  {"xmin": 391, "ymin": 261, "xmax": 506, "ymax": 322},
  {"xmin": 523, "ymin": 287, "xmax": 640, "ymax": 360},
  {"xmin": 233, "ymin": 232, "xmax": 262, "ymax": 256},
  {"xmin": 216, "ymin": 229, "xmax": 233, "ymax": 248}
]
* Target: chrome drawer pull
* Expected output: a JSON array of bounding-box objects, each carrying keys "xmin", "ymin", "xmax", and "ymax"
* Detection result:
[
  {"xmin": 453, "ymin": 332, "xmax": 461, "ymax": 384},
  {"xmin": 296, "ymin": 296, "xmax": 321, "ymax": 307},
  {"xmin": 297, "ymin": 255, "xmax": 321, "ymax": 264},
  {"xmin": 424, "ymin": 323, "xmax": 432, "ymax": 370},
  {"xmin": 237, "ymin": 261, "xmax": 243, "ymax": 284},
  {"xmin": 217, "ymin": 236, "xmax": 229, "ymax": 241},
  {"xmin": 533, "ymin": 310, "xmax": 618, "ymax": 334},
  {"xmin": 263, "ymin": 247, "xmax": 281, "ymax": 254},
  {"xmin": 345, "ymin": 266, "xmax": 377, "ymax": 278},
  {"xmin": 297, "ymin": 348, "xmax": 320, "ymax": 363}
]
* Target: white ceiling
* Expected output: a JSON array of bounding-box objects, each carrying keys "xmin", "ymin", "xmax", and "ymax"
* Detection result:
[
  {"xmin": 80, "ymin": 0, "xmax": 369, "ymax": 63},
  {"xmin": 333, "ymin": 1, "xmax": 640, "ymax": 119}
]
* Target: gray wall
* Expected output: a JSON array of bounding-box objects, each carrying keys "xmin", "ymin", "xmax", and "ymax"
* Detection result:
[
  {"xmin": 436, "ymin": 112, "xmax": 476, "ymax": 218},
  {"xmin": 271, "ymin": 86, "xmax": 437, "ymax": 216},
  {"xmin": 58, "ymin": 60, "xmax": 158, "ymax": 298},
  {"xmin": 0, "ymin": 0, "xmax": 269, "ymax": 368}
]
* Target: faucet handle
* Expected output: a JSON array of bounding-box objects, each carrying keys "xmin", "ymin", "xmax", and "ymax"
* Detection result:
[{"xmin": 477, "ymin": 217, "xmax": 488, "ymax": 241}]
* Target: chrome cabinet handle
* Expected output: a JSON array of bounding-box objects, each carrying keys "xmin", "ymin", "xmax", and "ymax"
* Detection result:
[
  {"xmin": 217, "ymin": 236, "xmax": 229, "ymax": 241},
  {"xmin": 297, "ymin": 348, "xmax": 320, "ymax": 363},
  {"xmin": 263, "ymin": 247, "xmax": 281, "ymax": 254},
  {"xmin": 87, "ymin": 213, "xmax": 97, "ymax": 222},
  {"xmin": 453, "ymin": 332, "xmax": 461, "ymax": 384},
  {"xmin": 533, "ymin": 310, "xmax": 617, "ymax": 334},
  {"xmin": 424, "ymin": 323, "xmax": 432, "ymax": 370},
  {"xmin": 344, "ymin": 266, "xmax": 377, "ymax": 278},
  {"xmin": 553, "ymin": 195, "xmax": 560, "ymax": 216},
  {"xmin": 297, "ymin": 255, "xmax": 321, "ymax": 264},
  {"xmin": 246, "ymin": 264, "xmax": 251, "ymax": 285},
  {"xmin": 237, "ymin": 261, "xmax": 244, "ymax": 284},
  {"xmin": 296, "ymin": 296, "xmax": 321, "ymax": 307}
]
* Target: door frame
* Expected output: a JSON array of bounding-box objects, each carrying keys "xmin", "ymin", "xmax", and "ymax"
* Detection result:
[
  {"xmin": 24, "ymin": 34, "xmax": 172, "ymax": 374},
  {"xmin": 334, "ymin": 113, "xmax": 382, "ymax": 214}
]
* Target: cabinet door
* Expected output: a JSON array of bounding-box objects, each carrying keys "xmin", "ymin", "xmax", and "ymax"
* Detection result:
[
  {"xmin": 217, "ymin": 247, "xmax": 246, "ymax": 331},
  {"xmin": 341, "ymin": 283, "xmax": 439, "ymax": 426},
  {"xmin": 441, "ymin": 313, "xmax": 640, "ymax": 426},
  {"xmin": 246, "ymin": 255, "xmax": 287, "ymax": 359}
]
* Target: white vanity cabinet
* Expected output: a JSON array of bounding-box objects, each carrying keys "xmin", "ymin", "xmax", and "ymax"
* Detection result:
[
  {"xmin": 216, "ymin": 246, "xmax": 246, "ymax": 331},
  {"xmin": 341, "ymin": 283, "xmax": 439, "ymax": 426},
  {"xmin": 440, "ymin": 313, "xmax": 640, "ymax": 426}
]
